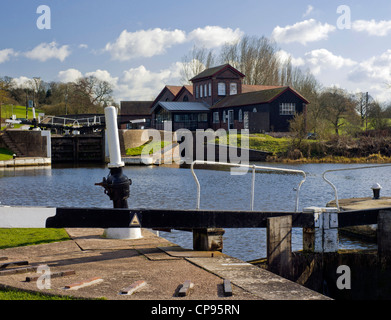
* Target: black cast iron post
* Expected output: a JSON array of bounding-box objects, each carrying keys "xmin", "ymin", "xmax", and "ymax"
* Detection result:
[{"xmin": 96, "ymin": 106, "xmax": 131, "ymax": 209}]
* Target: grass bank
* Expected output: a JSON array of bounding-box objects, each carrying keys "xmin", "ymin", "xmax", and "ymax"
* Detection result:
[
  {"xmin": 0, "ymin": 148, "xmax": 13, "ymax": 161},
  {"xmin": 216, "ymin": 133, "xmax": 391, "ymax": 164},
  {"xmin": 0, "ymin": 228, "xmax": 70, "ymax": 249},
  {"xmin": 215, "ymin": 133, "xmax": 291, "ymax": 154},
  {"xmin": 125, "ymin": 140, "xmax": 172, "ymax": 156}
]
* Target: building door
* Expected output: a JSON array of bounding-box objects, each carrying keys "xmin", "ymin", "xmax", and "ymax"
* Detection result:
[{"xmin": 228, "ymin": 110, "xmax": 234, "ymax": 130}]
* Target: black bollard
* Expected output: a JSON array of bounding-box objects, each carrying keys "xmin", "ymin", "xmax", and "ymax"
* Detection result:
[{"xmin": 96, "ymin": 167, "xmax": 131, "ymax": 208}]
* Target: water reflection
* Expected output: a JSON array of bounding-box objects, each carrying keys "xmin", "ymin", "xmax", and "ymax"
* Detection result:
[{"xmin": 0, "ymin": 162, "xmax": 382, "ymax": 261}]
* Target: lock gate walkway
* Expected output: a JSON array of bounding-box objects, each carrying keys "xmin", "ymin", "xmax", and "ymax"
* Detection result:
[{"xmin": 0, "ymin": 228, "xmax": 329, "ymax": 301}]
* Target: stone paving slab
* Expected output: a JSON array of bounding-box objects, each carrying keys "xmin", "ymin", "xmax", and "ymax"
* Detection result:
[{"xmin": 0, "ymin": 228, "xmax": 329, "ymax": 300}]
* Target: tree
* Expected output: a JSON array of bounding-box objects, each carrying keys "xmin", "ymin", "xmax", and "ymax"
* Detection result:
[
  {"xmin": 289, "ymin": 112, "xmax": 307, "ymax": 148},
  {"xmin": 70, "ymin": 76, "xmax": 114, "ymax": 114},
  {"xmin": 368, "ymin": 100, "xmax": 388, "ymax": 131},
  {"xmin": 219, "ymin": 35, "xmax": 280, "ymax": 85},
  {"xmin": 180, "ymin": 46, "xmax": 215, "ymax": 84},
  {"xmin": 319, "ymin": 87, "xmax": 357, "ymax": 136},
  {"xmin": 0, "ymin": 79, "xmax": 12, "ymax": 126}
]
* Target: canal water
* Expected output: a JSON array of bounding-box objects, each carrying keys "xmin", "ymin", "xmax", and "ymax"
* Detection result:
[{"xmin": 0, "ymin": 162, "xmax": 382, "ymax": 261}]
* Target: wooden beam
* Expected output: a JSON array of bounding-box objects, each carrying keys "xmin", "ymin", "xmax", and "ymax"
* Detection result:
[
  {"xmin": 0, "ymin": 260, "xmax": 29, "ymax": 269},
  {"xmin": 26, "ymin": 270, "xmax": 75, "ymax": 282},
  {"xmin": 267, "ymin": 215, "xmax": 292, "ymax": 279},
  {"xmin": 45, "ymin": 207, "xmax": 313, "ymax": 229},
  {"xmin": 378, "ymin": 210, "xmax": 391, "ymax": 260}
]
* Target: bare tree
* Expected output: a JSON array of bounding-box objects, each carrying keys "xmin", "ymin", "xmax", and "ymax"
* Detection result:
[
  {"xmin": 71, "ymin": 76, "xmax": 113, "ymax": 113},
  {"xmin": 180, "ymin": 46, "xmax": 216, "ymax": 84},
  {"xmin": 219, "ymin": 35, "xmax": 280, "ymax": 85}
]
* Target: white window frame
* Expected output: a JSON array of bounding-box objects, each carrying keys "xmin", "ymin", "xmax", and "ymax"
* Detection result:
[
  {"xmin": 218, "ymin": 82, "xmax": 226, "ymax": 96},
  {"xmin": 213, "ymin": 112, "xmax": 219, "ymax": 123},
  {"xmin": 230, "ymin": 83, "xmax": 237, "ymax": 95},
  {"xmin": 279, "ymin": 103, "xmax": 296, "ymax": 115}
]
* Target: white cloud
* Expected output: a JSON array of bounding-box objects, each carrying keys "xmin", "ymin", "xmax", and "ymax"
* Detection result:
[
  {"xmin": 78, "ymin": 44, "xmax": 88, "ymax": 49},
  {"xmin": 271, "ymin": 19, "xmax": 336, "ymax": 45},
  {"xmin": 188, "ymin": 26, "xmax": 243, "ymax": 48},
  {"xmin": 105, "ymin": 28, "xmax": 187, "ymax": 61},
  {"xmin": 57, "ymin": 68, "xmax": 83, "ymax": 83},
  {"xmin": 276, "ymin": 50, "xmax": 305, "ymax": 67},
  {"xmin": 304, "ymin": 49, "xmax": 357, "ymax": 75},
  {"xmin": 12, "ymin": 76, "xmax": 32, "ymax": 89},
  {"xmin": 302, "ymin": 5, "xmax": 314, "ymax": 18},
  {"xmin": 0, "ymin": 48, "xmax": 17, "ymax": 64},
  {"xmin": 24, "ymin": 41, "xmax": 71, "ymax": 62},
  {"xmin": 352, "ymin": 19, "xmax": 391, "ymax": 36},
  {"xmin": 117, "ymin": 63, "xmax": 183, "ymax": 101},
  {"xmin": 85, "ymin": 69, "xmax": 119, "ymax": 86},
  {"xmin": 348, "ymin": 50, "xmax": 391, "ymax": 85},
  {"xmin": 105, "ymin": 26, "xmax": 244, "ymax": 61}
]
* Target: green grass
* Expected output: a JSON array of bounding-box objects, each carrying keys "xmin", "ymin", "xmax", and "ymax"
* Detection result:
[
  {"xmin": 125, "ymin": 140, "xmax": 172, "ymax": 156},
  {"xmin": 0, "ymin": 228, "xmax": 83, "ymax": 300},
  {"xmin": 0, "ymin": 148, "xmax": 13, "ymax": 161},
  {"xmin": 0, "ymin": 228, "xmax": 70, "ymax": 249},
  {"xmin": 215, "ymin": 133, "xmax": 291, "ymax": 155},
  {"xmin": 0, "ymin": 287, "xmax": 80, "ymax": 300},
  {"xmin": 1, "ymin": 105, "xmax": 43, "ymax": 120}
]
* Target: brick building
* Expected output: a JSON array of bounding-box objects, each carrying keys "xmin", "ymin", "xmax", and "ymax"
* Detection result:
[{"xmin": 125, "ymin": 64, "xmax": 309, "ymax": 133}]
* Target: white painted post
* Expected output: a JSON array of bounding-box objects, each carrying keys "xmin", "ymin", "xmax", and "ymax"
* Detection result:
[
  {"xmin": 304, "ymin": 207, "xmax": 339, "ymax": 253},
  {"xmin": 105, "ymin": 106, "xmax": 124, "ymax": 168}
]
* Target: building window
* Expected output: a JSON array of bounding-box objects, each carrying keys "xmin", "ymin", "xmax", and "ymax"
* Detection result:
[
  {"xmin": 238, "ymin": 109, "xmax": 243, "ymax": 122},
  {"xmin": 279, "ymin": 103, "xmax": 296, "ymax": 115},
  {"xmin": 204, "ymin": 84, "xmax": 207, "ymax": 98},
  {"xmin": 218, "ymin": 82, "xmax": 226, "ymax": 96},
  {"xmin": 230, "ymin": 83, "xmax": 237, "ymax": 95},
  {"xmin": 183, "ymin": 95, "xmax": 189, "ymax": 102},
  {"xmin": 223, "ymin": 110, "xmax": 226, "ymax": 123},
  {"xmin": 200, "ymin": 85, "xmax": 203, "ymax": 98},
  {"xmin": 198, "ymin": 113, "xmax": 208, "ymax": 122},
  {"xmin": 253, "ymin": 107, "xmax": 257, "ymax": 113},
  {"xmin": 213, "ymin": 112, "xmax": 219, "ymax": 123},
  {"xmin": 196, "ymin": 85, "xmax": 199, "ymax": 98},
  {"xmin": 208, "ymin": 83, "xmax": 212, "ymax": 96}
]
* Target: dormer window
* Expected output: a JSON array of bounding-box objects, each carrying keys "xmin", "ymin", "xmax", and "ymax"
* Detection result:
[
  {"xmin": 218, "ymin": 82, "xmax": 226, "ymax": 96},
  {"xmin": 230, "ymin": 83, "xmax": 237, "ymax": 95}
]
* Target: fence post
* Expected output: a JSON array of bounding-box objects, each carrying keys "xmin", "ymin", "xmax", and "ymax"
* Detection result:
[
  {"xmin": 267, "ymin": 215, "xmax": 292, "ymax": 279},
  {"xmin": 378, "ymin": 210, "xmax": 391, "ymax": 260},
  {"xmin": 193, "ymin": 228, "xmax": 225, "ymax": 251},
  {"xmin": 303, "ymin": 207, "xmax": 339, "ymax": 253}
]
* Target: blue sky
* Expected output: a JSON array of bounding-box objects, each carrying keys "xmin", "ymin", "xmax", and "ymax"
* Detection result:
[{"xmin": 1, "ymin": 0, "xmax": 391, "ymax": 103}]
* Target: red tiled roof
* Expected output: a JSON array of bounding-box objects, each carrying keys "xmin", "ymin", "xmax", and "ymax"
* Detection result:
[{"xmin": 165, "ymin": 85, "xmax": 183, "ymax": 96}]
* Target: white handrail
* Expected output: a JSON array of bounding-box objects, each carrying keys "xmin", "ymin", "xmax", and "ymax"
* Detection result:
[
  {"xmin": 322, "ymin": 164, "xmax": 391, "ymax": 211},
  {"xmin": 191, "ymin": 160, "xmax": 307, "ymax": 212}
]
